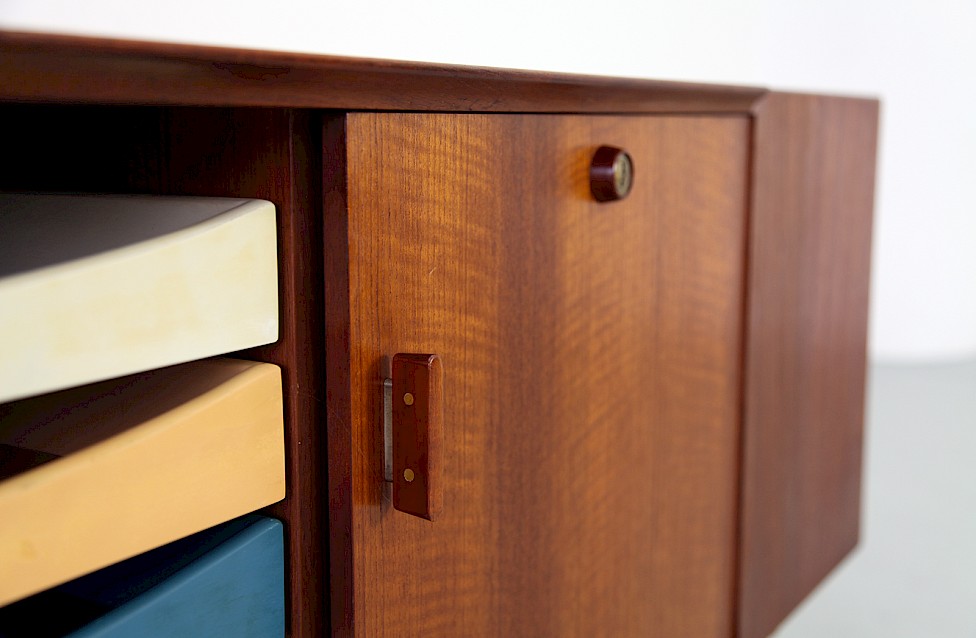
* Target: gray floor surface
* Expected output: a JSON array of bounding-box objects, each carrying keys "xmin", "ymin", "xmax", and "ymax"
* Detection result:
[{"xmin": 772, "ymin": 360, "xmax": 976, "ymax": 637}]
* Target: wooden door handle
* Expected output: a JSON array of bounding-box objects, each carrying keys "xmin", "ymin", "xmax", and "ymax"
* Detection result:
[{"xmin": 384, "ymin": 353, "xmax": 443, "ymax": 521}]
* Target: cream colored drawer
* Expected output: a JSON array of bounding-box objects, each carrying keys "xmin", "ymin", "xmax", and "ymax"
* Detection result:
[{"xmin": 0, "ymin": 195, "xmax": 278, "ymax": 404}]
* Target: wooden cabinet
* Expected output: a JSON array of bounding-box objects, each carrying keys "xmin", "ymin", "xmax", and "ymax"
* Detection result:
[{"xmin": 0, "ymin": 32, "xmax": 878, "ymax": 638}]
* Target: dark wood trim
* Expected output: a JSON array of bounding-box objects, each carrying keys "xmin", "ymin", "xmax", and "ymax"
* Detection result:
[
  {"xmin": 0, "ymin": 30, "xmax": 765, "ymax": 113},
  {"xmin": 322, "ymin": 114, "xmax": 354, "ymax": 637},
  {"xmin": 254, "ymin": 110, "xmax": 327, "ymax": 638}
]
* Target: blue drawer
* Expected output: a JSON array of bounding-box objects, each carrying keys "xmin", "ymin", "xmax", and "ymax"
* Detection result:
[{"xmin": 0, "ymin": 515, "xmax": 284, "ymax": 638}]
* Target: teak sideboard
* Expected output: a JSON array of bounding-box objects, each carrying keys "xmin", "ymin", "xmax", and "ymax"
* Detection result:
[{"xmin": 0, "ymin": 31, "xmax": 877, "ymax": 638}]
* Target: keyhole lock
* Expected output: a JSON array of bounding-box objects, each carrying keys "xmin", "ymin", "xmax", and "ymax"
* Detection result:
[{"xmin": 590, "ymin": 146, "xmax": 634, "ymax": 202}]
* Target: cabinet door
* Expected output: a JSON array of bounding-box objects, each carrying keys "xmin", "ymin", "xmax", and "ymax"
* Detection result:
[{"xmin": 326, "ymin": 113, "xmax": 749, "ymax": 637}]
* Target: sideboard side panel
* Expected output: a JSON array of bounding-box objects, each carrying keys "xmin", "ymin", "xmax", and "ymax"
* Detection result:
[{"xmin": 739, "ymin": 93, "xmax": 878, "ymax": 637}]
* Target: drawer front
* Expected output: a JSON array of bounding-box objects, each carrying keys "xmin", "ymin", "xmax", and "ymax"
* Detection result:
[
  {"xmin": 0, "ymin": 359, "xmax": 285, "ymax": 606},
  {"xmin": 326, "ymin": 113, "xmax": 750, "ymax": 637},
  {"xmin": 0, "ymin": 515, "xmax": 284, "ymax": 638}
]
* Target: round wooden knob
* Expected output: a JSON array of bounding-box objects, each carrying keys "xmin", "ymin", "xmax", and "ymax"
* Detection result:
[{"xmin": 590, "ymin": 146, "xmax": 634, "ymax": 202}]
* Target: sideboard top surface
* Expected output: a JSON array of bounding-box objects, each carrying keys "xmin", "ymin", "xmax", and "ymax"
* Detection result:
[{"xmin": 0, "ymin": 30, "xmax": 766, "ymax": 113}]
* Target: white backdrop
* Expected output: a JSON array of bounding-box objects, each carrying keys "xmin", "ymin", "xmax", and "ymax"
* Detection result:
[{"xmin": 3, "ymin": 0, "xmax": 973, "ymax": 362}]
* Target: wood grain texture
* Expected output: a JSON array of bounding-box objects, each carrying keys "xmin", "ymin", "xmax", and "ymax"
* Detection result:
[
  {"xmin": 0, "ymin": 106, "xmax": 325, "ymax": 638},
  {"xmin": 0, "ymin": 31, "xmax": 764, "ymax": 113},
  {"xmin": 326, "ymin": 113, "xmax": 750, "ymax": 636},
  {"xmin": 738, "ymin": 93, "xmax": 878, "ymax": 638}
]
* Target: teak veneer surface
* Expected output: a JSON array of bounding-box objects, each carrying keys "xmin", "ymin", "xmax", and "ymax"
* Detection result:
[
  {"xmin": 0, "ymin": 31, "xmax": 763, "ymax": 112},
  {"xmin": 738, "ymin": 93, "xmax": 877, "ymax": 638},
  {"xmin": 326, "ymin": 113, "xmax": 750, "ymax": 637}
]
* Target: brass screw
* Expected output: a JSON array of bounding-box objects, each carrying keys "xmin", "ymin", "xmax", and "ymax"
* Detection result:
[
  {"xmin": 403, "ymin": 468, "xmax": 415, "ymax": 482},
  {"xmin": 403, "ymin": 392, "xmax": 414, "ymax": 406}
]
